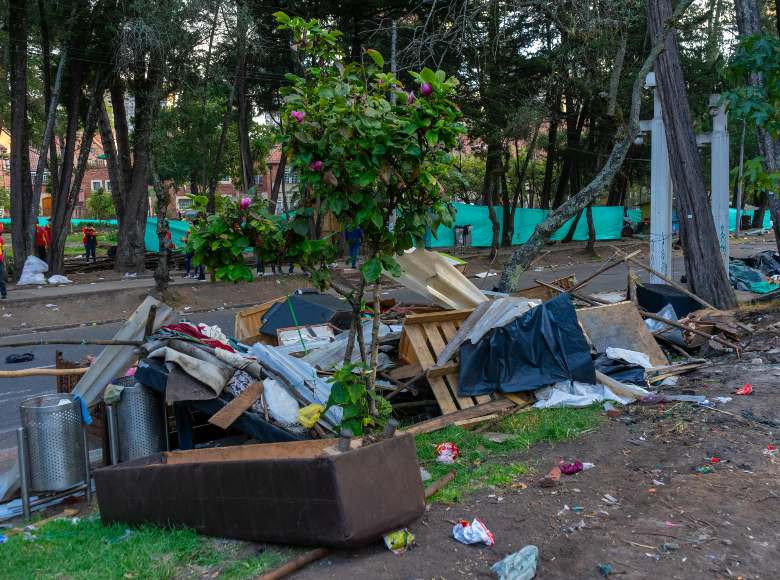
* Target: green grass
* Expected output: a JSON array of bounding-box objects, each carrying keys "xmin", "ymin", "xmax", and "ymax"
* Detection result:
[
  {"xmin": 0, "ymin": 515, "xmax": 291, "ymax": 579},
  {"xmin": 415, "ymin": 405, "xmax": 602, "ymax": 502}
]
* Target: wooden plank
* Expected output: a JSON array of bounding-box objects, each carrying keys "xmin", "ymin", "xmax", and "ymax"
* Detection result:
[
  {"xmin": 402, "ymin": 398, "xmax": 517, "ymax": 435},
  {"xmin": 503, "ymin": 392, "xmax": 535, "ymax": 407},
  {"xmin": 423, "ymin": 323, "xmax": 474, "ymax": 410},
  {"xmin": 404, "ymin": 309, "xmax": 474, "ymax": 325},
  {"xmin": 425, "ymin": 361, "xmax": 459, "ymax": 379},
  {"xmin": 388, "ymin": 363, "xmax": 422, "ymax": 381},
  {"xmin": 208, "ymin": 382, "xmax": 264, "ymax": 430},
  {"xmin": 439, "ymin": 321, "xmax": 490, "ymax": 405},
  {"xmin": 404, "ymin": 325, "xmax": 458, "ymax": 414},
  {"xmin": 577, "ymin": 301, "xmax": 668, "ymax": 367}
]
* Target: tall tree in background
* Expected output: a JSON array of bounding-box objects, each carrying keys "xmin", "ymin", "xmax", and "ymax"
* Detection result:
[
  {"xmin": 8, "ymin": 0, "xmax": 35, "ymax": 270},
  {"xmin": 648, "ymin": 0, "xmax": 736, "ymax": 308}
]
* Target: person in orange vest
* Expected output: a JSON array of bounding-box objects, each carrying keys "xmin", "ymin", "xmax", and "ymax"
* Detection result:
[
  {"xmin": 35, "ymin": 224, "xmax": 49, "ymax": 261},
  {"xmin": 0, "ymin": 223, "xmax": 7, "ymax": 299},
  {"xmin": 82, "ymin": 223, "xmax": 98, "ymax": 262}
]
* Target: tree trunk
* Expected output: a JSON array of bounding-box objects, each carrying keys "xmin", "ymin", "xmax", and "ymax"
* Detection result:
[
  {"xmin": 498, "ymin": 0, "xmax": 696, "ymax": 292},
  {"xmin": 48, "ymin": 80, "xmax": 102, "ymax": 275},
  {"xmin": 539, "ymin": 100, "xmax": 560, "ymax": 209},
  {"xmin": 752, "ymin": 191, "xmax": 767, "ymax": 228},
  {"xmin": 29, "ymin": 48, "xmax": 67, "ymax": 255},
  {"xmin": 648, "ymin": 0, "xmax": 736, "ymax": 309},
  {"xmin": 585, "ymin": 204, "xmax": 596, "ymax": 253},
  {"xmin": 9, "ymin": 0, "xmax": 34, "ymax": 271},
  {"xmin": 270, "ymin": 152, "xmax": 287, "ymax": 213},
  {"xmin": 151, "ymin": 156, "xmax": 170, "ymax": 295},
  {"xmin": 236, "ymin": 11, "xmax": 253, "ymax": 195},
  {"xmin": 483, "ymin": 139, "xmax": 503, "ymax": 259},
  {"xmin": 735, "ymin": 0, "xmax": 780, "ymax": 173}
]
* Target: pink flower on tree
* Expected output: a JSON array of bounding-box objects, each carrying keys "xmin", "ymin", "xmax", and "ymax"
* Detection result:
[
  {"xmin": 406, "ymin": 91, "xmax": 415, "ymax": 104},
  {"xmin": 420, "ymin": 82, "xmax": 433, "ymax": 96},
  {"xmin": 291, "ymin": 110, "xmax": 305, "ymax": 123},
  {"xmin": 240, "ymin": 197, "xmax": 251, "ymax": 210},
  {"xmin": 310, "ymin": 160, "xmax": 324, "ymax": 172}
]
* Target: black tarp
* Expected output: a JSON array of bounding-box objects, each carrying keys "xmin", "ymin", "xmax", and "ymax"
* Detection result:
[
  {"xmin": 743, "ymin": 250, "xmax": 780, "ymax": 277},
  {"xmin": 593, "ymin": 353, "xmax": 646, "ymax": 386},
  {"xmin": 458, "ymin": 294, "xmax": 596, "ymax": 396}
]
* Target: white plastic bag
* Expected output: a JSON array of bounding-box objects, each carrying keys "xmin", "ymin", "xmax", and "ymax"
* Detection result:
[
  {"xmin": 17, "ymin": 256, "xmax": 48, "ymax": 285},
  {"xmin": 47, "ymin": 275, "xmax": 72, "ymax": 284},
  {"xmin": 452, "ymin": 518, "xmax": 495, "ymax": 546},
  {"xmin": 263, "ymin": 379, "xmax": 300, "ymax": 428}
]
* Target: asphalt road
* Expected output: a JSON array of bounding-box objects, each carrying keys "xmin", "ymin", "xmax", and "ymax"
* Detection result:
[{"xmin": 0, "ymin": 309, "xmax": 239, "ymax": 452}]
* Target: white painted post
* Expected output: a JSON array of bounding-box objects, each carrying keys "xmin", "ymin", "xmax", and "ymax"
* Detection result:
[
  {"xmin": 709, "ymin": 94, "xmax": 730, "ymax": 269},
  {"xmin": 646, "ymin": 73, "xmax": 673, "ymax": 283}
]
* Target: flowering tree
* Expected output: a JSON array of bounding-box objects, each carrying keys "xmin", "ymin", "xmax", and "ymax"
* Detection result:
[{"xmin": 275, "ymin": 12, "xmax": 463, "ymax": 403}]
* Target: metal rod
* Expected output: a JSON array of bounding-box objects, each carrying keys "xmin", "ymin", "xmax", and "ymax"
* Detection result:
[
  {"xmin": 82, "ymin": 427, "xmax": 92, "ymax": 504},
  {"xmin": 162, "ymin": 403, "xmax": 171, "ymax": 452},
  {"xmin": 106, "ymin": 404, "xmax": 120, "ymax": 465},
  {"xmin": 16, "ymin": 427, "xmax": 31, "ymax": 521}
]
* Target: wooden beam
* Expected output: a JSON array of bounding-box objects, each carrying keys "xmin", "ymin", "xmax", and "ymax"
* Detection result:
[
  {"xmin": 0, "ymin": 367, "xmax": 89, "ymax": 378},
  {"xmin": 402, "ymin": 309, "xmax": 474, "ymax": 325},
  {"xmin": 208, "ymin": 382, "xmax": 264, "ymax": 430},
  {"xmin": 402, "ymin": 398, "xmax": 517, "ymax": 435}
]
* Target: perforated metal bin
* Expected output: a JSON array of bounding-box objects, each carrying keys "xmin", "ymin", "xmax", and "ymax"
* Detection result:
[
  {"xmin": 112, "ymin": 381, "xmax": 166, "ymax": 463},
  {"xmin": 19, "ymin": 394, "xmax": 87, "ymax": 492}
]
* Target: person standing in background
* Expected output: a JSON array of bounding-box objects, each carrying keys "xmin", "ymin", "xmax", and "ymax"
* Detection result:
[
  {"xmin": 345, "ymin": 226, "xmax": 363, "ymax": 269},
  {"xmin": 0, "ymin": 223, "xmax": 7, "ymax": 299},
  {"xmin": 83, "ymin": 223, "xmax": 98, "ymax": 262},
  {"xmin": 35, "ymin": 224, "xmax": 49, "ymax": 261}
]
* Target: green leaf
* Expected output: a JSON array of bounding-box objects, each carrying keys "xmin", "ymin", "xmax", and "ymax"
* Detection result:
[
  {"xmin": 365, "ymin": 49, "xmax": 384, "ymax": 68},
  {"xmin": 435, "ymin": 70, "xmax": 445, "ymax": 82},
  {"xmin": 361, "ymin": 257, "xmax": 382, "ymax": 283},
  {"xmin": 273, "ymin": 11, "xmax": 290, "ymax": 24},
  {"xmin": 370, "ymin": 211, "xmax": 383, "ymax": 228},
  {"xmin": 329, "ymin": 383, "xmax": 350, "ymax": 406},
  {"xmin": 347, "ymin": 380, "xmax": 365, "ymax": 404},
  {"xmin": 425, "ymin": 130, "xmax": 439, "ymax": 146},
  {"xmin": 420, "ymin": 68, "xmax": 436, "ymax": 84}
]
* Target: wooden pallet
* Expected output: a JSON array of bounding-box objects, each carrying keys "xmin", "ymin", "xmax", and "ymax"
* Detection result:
[{"xmin": 399, "ymin": 309, "xmax": 493, "ymax": 414}]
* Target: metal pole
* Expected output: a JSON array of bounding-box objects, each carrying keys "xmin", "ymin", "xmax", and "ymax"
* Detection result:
[
  {"xmin": 16, "ymin": 427, "xmax": 31, "ymax": 520},
  {"xmin": 646, "ymin": 72, "xmax": 673, "ymax": 283},
  {"xmin": 162, "ymin": 402, "xmax": 170, "ymax": 452},
  {"xmin": 709, "ymin": 94, "xmax": 730, "ymax": 268},
  {"xmin": 106, "ymin": 404, "xmax": 120, "ymax": 465},
  {"xmin": 82, "ymin": 427, "xmax": 92, "ymax": 504}
]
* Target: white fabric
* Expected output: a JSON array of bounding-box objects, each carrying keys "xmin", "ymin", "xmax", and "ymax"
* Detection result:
[
  {"xmin": 263, "ymin": 379, "xmax": 300, "ymax": 427},
  {"xmin": 47, "ymin": 275, "xmax": 72, "ymax": 284},
  {"xmin": 606, "ymin": 347, "xmax": 653, "ymax": 369},
  {"xmin": 533, "ymin": 380, "xmax": 635, "ymax": 409}
]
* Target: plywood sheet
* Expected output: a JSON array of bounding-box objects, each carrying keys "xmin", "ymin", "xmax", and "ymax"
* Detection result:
[{"xmin": 577, "ymin": 301, "xmax": 667, "ymax": 367}]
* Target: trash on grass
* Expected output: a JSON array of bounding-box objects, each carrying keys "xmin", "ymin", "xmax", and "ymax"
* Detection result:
[{"xmin": 435, "ymin": 442, "xmax": 460, "ymax": 464}]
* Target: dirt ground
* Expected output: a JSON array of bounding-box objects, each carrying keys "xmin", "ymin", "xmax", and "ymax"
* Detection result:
[{"xmin": 291, "ymin": 310, "xmax": 780, "ymax": 579}]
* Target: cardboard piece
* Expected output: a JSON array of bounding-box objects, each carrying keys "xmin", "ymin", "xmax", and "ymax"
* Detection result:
[
  {"xmin": 94, "ymin": 435, "xmax": 425, "ymax": 548},
  {"xmin": 234, "ymin": 297, "xmax": 287, "ymax": 345},
  {"xmin": 576, "ymin": 301, "xmax": 668, "ymax": 367},
  {"xmin": 394, "ymin": 249, "xmax": 488, "ymax": 310}
]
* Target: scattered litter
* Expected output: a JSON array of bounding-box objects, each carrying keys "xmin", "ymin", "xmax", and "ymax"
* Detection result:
[
  {"xmin": 47, "ymin": 275, "xmax": 72, "ymax": 284},
  {"xmin": 109, "ymin": 529, "xmax": 134, "ymax": 544},
  {"xmin": 22, "ymin": 532, "xmax": 37, "ymax": 542},
  {"xmin": 735, "ymin": 383, "xmax": 753, "ymax": 396},
  {"xmin": 475, "ymin": 271, "xmax": 498, "ymax": 278},
  {"xmin": 452, "ymin": 518, "xmax": 495, "ymax": 546},
  {"xmin": 482, "ymin": 432, "xmax": 515, "ymax": 444},
  {"xmin": 560, "ymin": 460, "xmax": 583, "ymax": 475},
  {"xmin": 572, "ymin": 505, "xmax": 584, "ymax": 513},
  {"xmin": 540, "ymin": 466, "xmax": 562, "ymax": 488},
  {"xmin": 0, "ymin": 534, "xmax": 6, "ymax": 544},
  {"xmin": 5, "ymin": 353, "xmax": 34, "ymax": 364},
  {"xmin": 420, "ymin": 467, "xmax": 432, "ymax": 482},
  {"xmin": 435, "ymin": 442, "xmax": 460, "ymax": 464},
  {"xmin": 1, "ymin": 313, "xmax": 11, "ymax": 318},
  {"xmin": 17, "ymin": 256, "xmax": 48, "ymax": 285},
  {"xmin": 652, "ymin": 479, "xmax": 665, "ymax": 486},
  {"xmin": 557, "ymin": 504, "xmax": 570, "ymax": 517},
  {"xmin": 491, "ymin": 545, "xmax": 538, "ymax": 580},
  {"xmin": 695, "ymin": 466, "xmax": 714, "ymax": 474},
  {"xmin": 659, "ymin": 542, "xmax": 680, "ymax": 553},
  {"xmin": 383, "ymin": 528, "xmax": 415, "ymax": 554},
  {"xmin": 750, "ymin": 357, "xmax": 763, "ymax": 365},
  {"xmin": 713, "ymin": 396, "xmax": 732, "ymax": 404},
  {"xmin": 602, "ymin": 494, "xmax": 618, "ymax": 505},
  {"xmin": 597, "ymin": 563, "xmax": 613, "ymax": 576},
  {"xmin": 563, "ymin": 519, "xmax": 586, "ymax": 533},
  {"xmin": 297, "ymin": 403, "xmax": 324, "ymax": 428}
]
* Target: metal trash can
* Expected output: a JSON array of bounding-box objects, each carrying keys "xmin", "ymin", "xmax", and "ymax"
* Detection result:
[
  {"xmin": 111, "ymin": 381, "xmax": 166, "ymax": 463},
  {"xmin": 19, "ymin": 394, "xmax": 87, "ymax": 492}
]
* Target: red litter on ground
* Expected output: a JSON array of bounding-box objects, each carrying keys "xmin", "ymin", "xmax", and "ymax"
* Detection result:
[
  {"xmin": 435, "ymin": 442, "xmax": 460, "ymax": 464},
  {"xmin": 710, "ymin": 457, "xmax": 720, "ymax": 464},
  {"xmin": 735, "ymin": 384, "xmax": 753, "ymax": 396},
  {"xmin": 767, "ymin": 444, "xmax": 776, "ymax": 451}
]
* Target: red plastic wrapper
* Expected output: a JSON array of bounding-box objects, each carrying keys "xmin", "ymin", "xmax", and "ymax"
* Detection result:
[
  {"xmin": 559, "ymin": 460, "xmax": 584, "ymax": 475},
  {"xmin": 735, "ymin": 384, "xmax": 753, "ymax": 396},
  {"xmin": 435, "ymin": 442, "xmax": 460, "ymax": 464}
]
